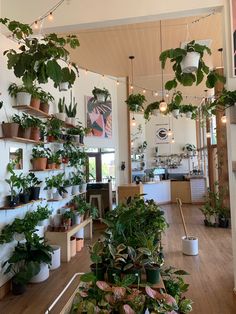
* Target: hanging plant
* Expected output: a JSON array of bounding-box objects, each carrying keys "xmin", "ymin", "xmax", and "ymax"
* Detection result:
[
  {"xmin": 180, "ymin": 104, "xmax": 198, "ymax": 119},
  {"xmin": 144, "ymin": 101, "xmax": 160, "ymax": 120},
  {"xmin": 125, "ymin": 93, "xmax": 146, "ymax": 112},
  {"xmin": 0, "ymin": 18, "xmax": 80, "ymax": 89},
  {"xmin": 167, "ymin": 91, "xmax": 183, "ymax": 118},
  {"xmin": 159, "ymin": 40, "xmax": 225, "ymax": 90}
]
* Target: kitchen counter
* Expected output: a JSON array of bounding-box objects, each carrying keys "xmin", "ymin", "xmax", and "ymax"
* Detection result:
[{"xmin": 143, "ymin": 180, "xmax": 171, "ymax": 204}]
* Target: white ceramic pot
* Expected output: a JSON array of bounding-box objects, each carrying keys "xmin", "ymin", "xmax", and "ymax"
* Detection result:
[
  {"xmin": 54, "ymin": 113, "xmax": 66, "ymax": 121},
  {"xmin": 70, "ymin": 118, "xmax": 77, "ymax": 126},
  {"xmin": 180, "ymin": 51, "xmax": 200, "ymax": 73},
  {"xmin": 30, "ymin": 263, "xmax": 49, "ymax": 283},
  {"xmin": 185, "ymin": 112, "xmax": 192, "ymax": 119},
  {"xmin": 59, "ymin": 82, "xmax": 69, "ymax": 91},
  {"xmin": 75, "ymin": 214, "xmax": 81, "ymax": 225},
  {"xmin": 96, "ymin": 93, "xmax": 105, "ymax": 102},
  {"xmin": 182, "ymin": 236, "xmax": 198, "ymax": 255},
  {"xmin": 72, "ymin": 185, "xmax": 80, "ymax": 195},
  {"xmin": 16, "ymin": 92, "xmax": 31, "ymax": 106},
  {"xmin": 66, "ymin": 186, "xmax": 72, "ymax": 196},
  {"xmin": 75, "ymin": 227, "xmax": 84, "ymax": 239},
  {"xmin": 65, "ymin": 117, "xmax": 72, "ymax": 124},
  {"xmin": 152, "ymin": 109, "xmax": 159, "ymax": 116},
  {"xmin": 50, "ymin": 245, "xmax": 61, "ymax": 270},
  {"xmin": 53, "ymin": 214, "xmax": 62, "ymax": 227},
  {"xmin": 38, "ymin": 218, "xmax": 49, "ymax": 227},
  {"xmin": 80, "ymin": 183, "xmax": 87, "ymax": 193},
  {"xmin": 172, "ymin": 109, "xmax": 180, "ymax": 118}
]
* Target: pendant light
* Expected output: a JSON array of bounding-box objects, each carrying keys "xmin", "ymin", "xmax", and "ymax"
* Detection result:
[
  {"xmin": 159, "ymin": 21, "xmax": 167, "ymax": 113},
  {"xmin": 129, "ymin": 55, "xmax": 135, "ymax": 91}
]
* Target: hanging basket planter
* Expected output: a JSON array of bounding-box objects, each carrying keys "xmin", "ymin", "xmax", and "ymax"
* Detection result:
[
  {"xmin": 180, "ymin": 51, "xmax": 200, "ymax": 73},
  {"xmin": 172, "ymin": 109, "xmax": 180, "ymax": 118},
  {"xmin": 185, "ymin": 111, "xmax": 192, "ymax": 119}
]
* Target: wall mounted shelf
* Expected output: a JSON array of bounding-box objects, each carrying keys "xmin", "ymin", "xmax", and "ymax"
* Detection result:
[
  {"xmin": 12, "ymin": 105, "xmax": 51, "ymax": 118},
  {"xmin": 29, "ymin": 168, "xmax": 63, "ymax": 172},
  {"xmin": 0, "ymin": 136, "xmax": 41, "ymax": 144},
  {"xmin": 0, "ymin": 199, "xmax": 44, "ymax": 210}
]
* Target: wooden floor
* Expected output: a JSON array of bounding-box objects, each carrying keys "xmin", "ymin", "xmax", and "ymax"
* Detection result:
[{"xmin": 1, "ymin": 204, "xmax": 236, "ymax": 314}]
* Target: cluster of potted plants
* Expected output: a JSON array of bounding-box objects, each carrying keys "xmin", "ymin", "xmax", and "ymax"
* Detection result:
[
  {"xmin": 199, "ymin": 182, "xmax": 230, "ymax": 228},
  {"xmin": 0, "ymin": 205, "xmax": 52, "ymax": 294},
  {"xmin": 70, "ymin": 197, "xmax": 193, "ymax": 313},
  {"xmin": 5, "ymin": 160, "xmax": 42, "ymax": 207},
  {"xmin": 53, "ymin": 92, "xmax": 79, "ymax": 126}
]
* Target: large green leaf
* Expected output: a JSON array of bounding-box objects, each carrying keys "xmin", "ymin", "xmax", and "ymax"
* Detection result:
[
  {"xmin": 165, "ymin": 79, "xmax": 177, "ymax": 91},
  {"xmin": 46, "ymin": 60, "xmax": 62, "ymax": 85},
  {"xmin": 196, "ymin": 68, "xmax": 204, "ymax": 85}
]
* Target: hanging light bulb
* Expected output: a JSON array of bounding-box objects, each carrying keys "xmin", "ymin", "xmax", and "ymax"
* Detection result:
[
  {"xmin": 116, "ymin": 80, "xmax": 120, "ymax": 85},
  {"xmin": 85, "ymin": 69, "xmax": 88, "ymax": 75},
  {"xmin": 143, "ymin": 89, "xmax": 146, "ymax": 94},
  {"xmin": 131, "ymin": 140, "xmax": 134, "ymax": 146},
  {"xmin": 221, "ymin": 114, "xmax": 227, "ymax": 123},
  {"xmin": 159, "ymin": 99, "xmax": 168, "ymax": 112},
  {"xmin": 168, "ymin": 129, "xmax": 172, "ymax": 136},
  {"xmin": 48, "ymin": 12, "xmax": 54, "ymax": 21},
  {"xmin": 131, "ymin": 116, "xmax": 136, "ymax": 126},
  {"xmin": 34, "ymin": 21, "xmax": 39, "ymax": 29},
  {"xmin": 130, "ymin": 85, "xmax": 134, "ymax": 90},
  {"xmin": 206, "ymin": 132, "xmax": 211, "ymax": 138},
  {"xmin": 171, "ymin": 137, "xmax": 175, "ymax": 143},
  {"xmin": 153, "ymin": 91, "xmax": 158, "ymax": 97}
]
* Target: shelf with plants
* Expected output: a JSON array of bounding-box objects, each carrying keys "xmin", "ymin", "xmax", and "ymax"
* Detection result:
[
  {"xmin": 12, "ymin": 105, "xmax": 51, "ymax": 118},
  {"xmin": 0, "ymin": 199, "xmax": 44, "ymax": 210},
  {"xmin": 0, "ymin": 136, "xmax": 42, "ymax": 144},
  {"xmin": 47, "ymin": 191, "xmax": 87, "ymax": 202}
]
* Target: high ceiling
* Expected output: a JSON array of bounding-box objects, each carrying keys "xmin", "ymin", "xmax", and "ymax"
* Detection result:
[{"xmin": 68, "ymin": 12, "xmax": 223, "ymax": 79}]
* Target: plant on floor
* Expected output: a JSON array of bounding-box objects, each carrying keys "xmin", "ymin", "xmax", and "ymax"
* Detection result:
[
  {"xmin": 125, "ymin": 93, "xmax": 146, "ymax": 112},
  {"xmin": 0, "ymin": 18, "xmax": 80, "ymax": 89},
  {"xmin": 159, "ymin": 40, "xmax": 225, "ymax": 90}
]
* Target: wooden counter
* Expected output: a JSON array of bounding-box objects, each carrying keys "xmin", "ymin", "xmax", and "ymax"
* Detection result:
[
  {"xmin": 117, "ymin": 183, "xmax": 143, "ymax": 204},
  {"xmin": 171, "ymin": 181, "xmax": 191, "ymax": 204}
]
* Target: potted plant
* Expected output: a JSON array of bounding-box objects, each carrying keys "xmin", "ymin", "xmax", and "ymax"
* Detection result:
[
  {"xmin": 1, "ymin": 116, "xmax": 19, "ymax": 138},
  {"xmin": 29, "ymin": 116, "xmax": 45, "ymax": 142},
  {"xmin": 89, "ymin": 240, "xmax": 107, "ymax": 280},
  {"xmin": 125, "ymin": 93, "xmax": 146, "ymax": 112},
  {"xmin": 65, "ymin": 91, "xmax": 78, "ymax": 125},
  {"xmin": 180, "ymin": 104, "xmax": 198, "ymax": 119},
  {"xmin": 62, "ymin": 210, "xmax": 74, "ymax": 229},
  {"xmin": 159, "ymin": 40, "xmax": 225, "ymax": 90},
  {"xmin": 144, "ymin": 101, "xmax": 160, "ymax": 120},
  {"xmin": 12, "ymin": 113, "xmax": 33, "ymax": 139},
  {"xmin": 92, "ymin": 87, "xmax": 111, "ymax": 102},
  {"xmin": 29, "ymin": 85, "xmax": 41, "ymax": 109},
  {"xmin": 5, "ymin": 161, "xmax": 21, "ymax": 207},
  {"xmin": 46, "ymin": 117, "xmax": 64, "ymax": 142},
  {"xmin": 18, "ymin": 173, "xmax": 31, "ymax": 204},
  {"xmin": 62, "ymin": 179, "xmax": 73, "ymax": 197},
  {"xmin": 54, "ymin": 97, "xmax": 66, "ymax": 121},
  {"xmin": 28, "ymin": 173, "xmax": 42, "ymax": 200},
  {"xmin": 0, "ymin": 18, "xmax": 80, "ymax": 90},
  {"xmin": 167, "ymin": 91, "xmax": 183, "ymax": 118},
  {"xmin": 44, "ymin": 173, "xmax": 67, "ymax": 200},
  {"xmin": 70, "ymin": 172, "xmax": 82, "ymax": 195},
  {"xmin": 47, "ymin": 149, "xmax": 59, "ymax": 170},
  {"xmin": 39, "ymin": 90, "xmax": 54, "ymax": 113},
  {"xmin": 31, "ymin": 144, "xmax": 50, "ymax": 170},
  {"xmin": 8, "ymin": 83, "xmax": 31, "ymax": 106}
]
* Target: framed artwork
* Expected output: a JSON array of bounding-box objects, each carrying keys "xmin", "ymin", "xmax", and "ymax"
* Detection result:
[
  {"xmin": 85, "ymin": 96, "xmax": 112, "ymax": 138},
  {"xmin": 156, "ymin": 124, "xmax": 169, "ymax": 144},
  {"xmin": 231, "ymin": 0, "xmax": 236, "ymax": 76}
]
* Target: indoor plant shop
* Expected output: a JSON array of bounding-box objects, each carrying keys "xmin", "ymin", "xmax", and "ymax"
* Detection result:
[{"xmin": 1, "ymin": 1, "xmax": 236, "ymax": 314}]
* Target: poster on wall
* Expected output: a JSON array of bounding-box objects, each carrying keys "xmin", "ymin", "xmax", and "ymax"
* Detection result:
[
  {"xmin": 156, "ymin": 123, "xmax": 169, "ymax": 144},
  {"xmin": 231, "ymin": 0, "xmax": 236, "ymax": 76},
  {"xmin": 85, "ymin": 96, "xmax": 112, "ymax": 138}
]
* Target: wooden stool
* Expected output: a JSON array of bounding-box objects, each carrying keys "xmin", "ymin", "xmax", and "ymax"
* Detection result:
[{"xmin": 89, "ymin": 194, "xmax": 103, "ymax": 218}]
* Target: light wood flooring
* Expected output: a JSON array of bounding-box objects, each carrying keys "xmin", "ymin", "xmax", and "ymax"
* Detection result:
[{"xmin": 0, "ymin": 204, "xmax": 236, "ymax": 314}]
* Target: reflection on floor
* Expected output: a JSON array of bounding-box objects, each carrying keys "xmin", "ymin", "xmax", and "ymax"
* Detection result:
[{"xmin": 1, "ymin": 204, "xmax": 236, "ymax": 314}]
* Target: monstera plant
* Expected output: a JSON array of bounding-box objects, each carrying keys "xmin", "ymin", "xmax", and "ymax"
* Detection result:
[{"xmin": 0, "ymin": 18, "xmax": 80, "ymax": 89}]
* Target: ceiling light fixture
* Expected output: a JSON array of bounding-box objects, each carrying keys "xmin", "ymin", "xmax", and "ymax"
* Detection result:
[
  {"xmin": 48, "ymin": 12, "xmax": 54, "ymax": 21},
  {"xmin": 129, "ymin": 55, "xmax": 135, "ymax": 92},
  {"xmin": 171, "ymin": 137, "xmax": 175, "ymax": 143},
  {"xmin": 168, "ymin": 129, "xmax": 172, "ymax": 136},
  {"xmin": 159, "ymin": 21, "xmax": 167, "ymax": 113}
]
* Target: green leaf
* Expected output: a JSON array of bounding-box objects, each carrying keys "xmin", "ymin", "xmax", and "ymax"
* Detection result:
[
  {"xmin": 196, "ymin": 68, "xmax": 204, "ymax": 85},
  {"xmin": 180, "ymin": 73, "xmax": 195, "ymax": 86},
  {"xmin": 165, "ymin": 79, "xmax": 177, "ymax": 90},
  {"xmin": 46, "ymin": 60, "xmax": 62, "ymax": 86}
]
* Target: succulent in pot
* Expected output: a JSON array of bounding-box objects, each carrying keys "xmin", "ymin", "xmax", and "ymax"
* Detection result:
[
  {"xmin": 125, "ymin": 93, "xmax": 146, "ymax": 112},
  {"xmin": 65, "ymin": 91, "xmax": 77, "ymax": 125},
  {"xmin": 92, "ymin": 86, "xmax": 111, "ymax": 102},
  {"xmin": 54, "ymin": 96, "xmax": 66, "ymax": 121}
]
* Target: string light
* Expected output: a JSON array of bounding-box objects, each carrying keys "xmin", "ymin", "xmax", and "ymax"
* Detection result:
[
  {"xmin": 143, "ymin": 89, "xmax": 146, "ymax": 94},
  {"xmin": 131, "ymin": 116, "xmax": 136, "ymax": 126},
  {"xmin": 171, "ymin": 137, "xmax": 175, "ymax": 143},
  {"xmin": 130, "ymin": 85, "xmax": 134, "ymax": 90},
  {"xmin": 48, "ymin": 12, "xmax": 54, "ymax": 21},
  {"xmin": 34, "ymin": 21, "xmax": 39, "ymax": 29},
  {"xmin": 85, "ymin": 69, "xmax": 88, "ymax": 75},
  {"xmin": 153, "ymin": 91, "xmax": 158, "ymax": 97},
  {"xmin": 116, "ymin": 80, "xmax": 120, "ymax": 85},
  {"xmin": 168, "ymin": 129, "xmax": 172, "ymax": 136},
  {"xmin": 221, "ymin": 114, "xmax": 227, "ymax": 123}
]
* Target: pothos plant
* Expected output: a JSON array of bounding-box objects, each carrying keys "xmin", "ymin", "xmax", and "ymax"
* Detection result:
[
  {"xmin": 0, "ymin": 18, "xmax": 80, "ymax": 89},
  {"xmin": 125, "ymin": 93, "xmax": 146, "ymax": 112},
  {"xmin": 159, "ymin": 40, "xmax": 225, "ymax": 90}
]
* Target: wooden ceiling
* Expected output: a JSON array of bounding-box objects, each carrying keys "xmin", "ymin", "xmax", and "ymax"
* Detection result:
[{"xmin": 68, "ymin": 12, "xmax": 223, "ymax": 79}]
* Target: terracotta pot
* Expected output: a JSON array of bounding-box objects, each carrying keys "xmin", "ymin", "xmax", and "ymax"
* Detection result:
[
  {"xmin": 2, "ymin": 123, "xmax": 19, "ymax": 138},
  {"xmin": 47, "ymin": 135, "xmax": 56, "ymax": 142},
  {"xmin": 47, "ymin": 163, "xmax": 56, "ymax": 170},
  {"xmin": 70, "ymin": 237, "xmax": 76, "ymax": 257},
  {"xmin": 30, "ymin": 127, "xmax": 40, "ymax": 142},
  {"xmin": 76, "ymin": 239, "xmax": 82, "ymax": 252},
  {"xmin": 18, "ymin": 126, "xmax": 31, "ymax": 139},
  {"xmin": 30, "ymin": 98, "xmax": 40, "ymax": 109},
  {"xmin": 40, "ymin": 102, "xmax": 49, "ymax": 113},
  {"xmin": 55, "ymin": 163, "xmax": 61, "ymax": 169},
  {"xmin": 32, "ymin": 158, "xmax": 47, "ymax": 170}
]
